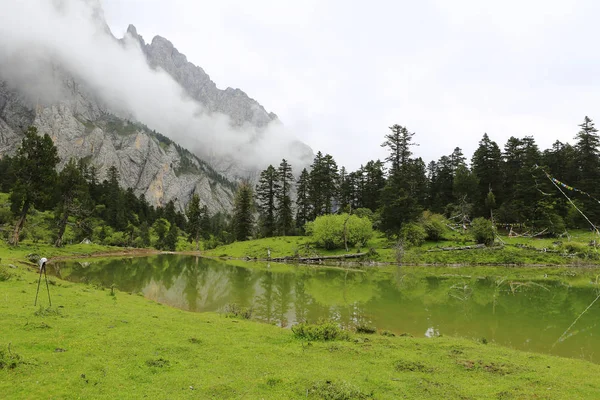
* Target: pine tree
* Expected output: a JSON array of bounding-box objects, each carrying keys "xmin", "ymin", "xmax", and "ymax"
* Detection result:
[
  {"xmin": 104, "ymin": 165, "xmax": 126, "ymax": 230},
  {"xmin": 381, "ymin": 124, "xmax": 416, "ymax": 176},
  {"xmin": 277, "ymin": 159, "xmax": 294, "ymax": 236},
  {"xmin": 54, "ymin": 158, "xmax": 87, "ymax": 247},
  {"xmin": 295, "ymin": 168, "xmax": 311, "ymax": 231},
  {"xmin": 233, "ymin": 182, "xmax": 255, "ymax": 241},
  {"xmin": 471, "ymin": 133, "xmax": 503, "ymax": 218},
  {"xmin": 379, "ymin": 124, "xmax": 422, "ymax": 234},
  {"xmin": 571, "ymin": 116, "xmax": 600, "ymax": 224},
  {"xmin": 186, "ymin": 193, "xmax": 202, "ymax": 250},
  {"xmin": 256, "ymin": 165, "xmax": 280, "ymax": 237},
  {"xmin": 9, "ymin": 127, "xmax": 60, "ymax": 245},
  {"xmin": 362, "ymin": 160, "xmax": 386, "ymax": 212},
  {"xmin": 308, "ymin": 152, "xmax": 339, "ymax": 217}
]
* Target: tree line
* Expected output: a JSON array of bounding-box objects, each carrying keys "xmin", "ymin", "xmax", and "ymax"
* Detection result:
[
  {"xmin": 1, "ymin": 117, "xmax": 599, "ymax": 249},
  {"xmin": 242, "ymin": 116, "xmax": 600, "ymax": 240},
  {"xmin": 0, "ymin": 127, "xmax": 231, "ymax": 249}
]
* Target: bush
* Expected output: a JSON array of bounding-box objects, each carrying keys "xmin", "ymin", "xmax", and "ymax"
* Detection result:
[
  {"xmin": 471, "ymin": 217, "xmax": 495, "ymax": 246},
  {"xmin": 399, "ymin": 223, "xmax": 426, "ymax": 247},
  {"xmin": 355, "ymin": 324, "xmax": 377, "ymax": 334},
  {"xmin": 292, "ymin": 322, "xmax": 349, "ymax": 341},
  {"xmin": 224, "ymin": 303, "xmax": 253, "ymax": 319},
  {"xmin": 421, "ymin": 211, "xmax": 447, "ymax": 241},
  {"xmin": 309, "ymin": 214, "xmax": 373, "ymax": 250}
]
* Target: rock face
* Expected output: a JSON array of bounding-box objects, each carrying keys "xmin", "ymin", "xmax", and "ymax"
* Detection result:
[
  {"xmin": 127, "ymin": 25, "xmax": 277, "ymax": 128},
  {"xmin": 0, "ymin": 77, "xmax": 234, "ymax": 214}
]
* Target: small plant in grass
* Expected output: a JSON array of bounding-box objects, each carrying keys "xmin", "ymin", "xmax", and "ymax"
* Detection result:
[
  {"xmin": 380, "ymin": 330, "xmax": 396, "ymax": 337},
  {"xmin": 292, "ymin": 321, "xmax": 349, "ymax": 341},
  {"xmin": 0, "ymin": 266, "xmax": 12, "ymax": 281},
  {"xmin": 224, "ymin": 303, "xmax": 253, "ymax": 319},
  {"xmin": 355, "ymin": 323, "xmax": 377, "ymax": 334},
  {"xmin": 0, "ymin": 344, "xmax": 23, "ymax": 370},
  {"xmin": 145, "ymin": 358, "xmax": 170, "ymax": 368},
  {"xmin": 34, "ymin": 306, "xmax": 61, "ymax": 317},
  {"xmin": 394, "ymin": 359, "xmax": 433, "ymax": 372},
  {"xmin": 307, "ymin": 380, "xmax": 374, "ymax": 399}
]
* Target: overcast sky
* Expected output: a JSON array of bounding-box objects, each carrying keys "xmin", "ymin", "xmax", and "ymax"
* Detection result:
[{"xmin": 102, "ymin": 0, "xmax": 600, "ymax": 170}]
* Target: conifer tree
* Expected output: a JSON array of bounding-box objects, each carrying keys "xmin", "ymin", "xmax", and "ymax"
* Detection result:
[
  {"xmin": 233, "ymin": 182, "xmax": 255, "ymax": 241},
  {"xmin": 54, "ymin": 158, "xmax": 87, "ymax": 247},
  {"xmin": 256, "ymin": 165, "xmax": 280, "ymax": 237},
  {"xmin": 277, "ymin": 159, "xmax": 294, "ymax": 235},
  {"xmin": 471, "ymin": 133, "xmax": 503, "ymax": 218},
  {"xmin": 186, "ymin": 193, "xmax": 202, "ymax": 250},
  {"xmin": 295, "ymin": 168, "xmax": 311, "ymax": 231},
  {"xmin": 9, "ymin": 127, "xmax": 60, "ymax": 245}
]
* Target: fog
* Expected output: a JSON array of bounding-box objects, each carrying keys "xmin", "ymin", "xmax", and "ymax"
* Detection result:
[{"xmin": 0, "ymin": 0, "xmax": 312, "ymax": 176}]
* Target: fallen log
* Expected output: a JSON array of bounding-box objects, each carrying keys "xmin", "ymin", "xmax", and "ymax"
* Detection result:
[
  {"xmin": 271, "ymin": 252, "xmax": 368, "ymax": 263},
  {"xmin": 427, "ymin": 244, "xmax": 486, "ymax": 252}
]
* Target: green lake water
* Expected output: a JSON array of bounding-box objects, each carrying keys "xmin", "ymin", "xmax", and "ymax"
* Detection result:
[{"xmin": 51, "ymin": 255, "xmax": 600, "ymax": 362}]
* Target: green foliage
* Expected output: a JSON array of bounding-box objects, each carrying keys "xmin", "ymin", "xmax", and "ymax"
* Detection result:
[
  {"xmin": 355, "ymin": 324, "xmax": 377, "ymax": 334},
  {"xmin": 471, "ymin": 217, "xmax": 495, "ymax": 245},
  {"xmin": 399, "ymin": 223, "xmax": 426, "ymax": 247},
  {"xmin": 9, "ymin": 127, "xmax": 60, "ymax": 245},
  {"xmin": 292, "ymin": 322, "xmax": 349, "ymax": 341},
  {"xmin": 309, "ymin": 214, "xmax": 373, "ymax": 250},
  {"xmin": 420, "ymin": 211, "xmax": 447, "ymax": 241}
]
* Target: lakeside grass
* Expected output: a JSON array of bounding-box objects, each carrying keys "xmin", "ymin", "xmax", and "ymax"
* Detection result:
[
  {"xmin": 203, "ymin": 230, "xmax": 600, "ymax": 266},
  {"xmin": 2, "ymin": 265, "xmax": 600, "ymax": 399}
]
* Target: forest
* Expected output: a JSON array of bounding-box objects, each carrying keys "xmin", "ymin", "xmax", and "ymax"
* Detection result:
[{"xmin": 0, "ymin": 117, "xmax": 599, "ymax": 251}]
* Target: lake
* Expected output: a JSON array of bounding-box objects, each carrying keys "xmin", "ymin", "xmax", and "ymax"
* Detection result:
[{"xmin": 50, "ymin": 255, "xmax": 600, "ymax": 362}]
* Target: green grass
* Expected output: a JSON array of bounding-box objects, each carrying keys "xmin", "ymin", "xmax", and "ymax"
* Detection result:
[
  {"xmin": 2, "ymin": 265, "xmax": 600, "ymax": 399},
  {"xmin": 204, "ymin": 230, "xmax": 600, "ymax": 266}
]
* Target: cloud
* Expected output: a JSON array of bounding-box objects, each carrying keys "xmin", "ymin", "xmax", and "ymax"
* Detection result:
[
  {"xmin": 99, "ymin": 0, "xmax": 600, "ymax": 171},
  {"xmin": 0, "ymin": 0, "xmax": 311, "ymax": 176}
]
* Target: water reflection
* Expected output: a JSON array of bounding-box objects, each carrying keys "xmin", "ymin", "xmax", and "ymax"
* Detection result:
[{"xmin": 51, "ymin": 256, "xmax": 600, "ymax": 362}]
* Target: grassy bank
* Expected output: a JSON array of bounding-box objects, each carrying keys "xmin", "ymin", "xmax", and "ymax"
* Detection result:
[
  {"xmin": 203, "ymin": 230, "xmax": 600, "ymax": 266},
  {"xmin": 2, "ymin": 265, "xmax": 600, "ymax": 399}
]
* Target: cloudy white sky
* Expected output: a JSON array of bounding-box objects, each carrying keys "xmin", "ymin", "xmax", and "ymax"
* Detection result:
[{"xmin": 102, "ymin": 0, "xmax": 599, "ymax": 170}]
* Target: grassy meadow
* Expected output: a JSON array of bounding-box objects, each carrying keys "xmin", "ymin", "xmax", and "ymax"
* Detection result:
[{"xmin": 2, "ymin": 263, "xmax": 600, "ymax": 399}]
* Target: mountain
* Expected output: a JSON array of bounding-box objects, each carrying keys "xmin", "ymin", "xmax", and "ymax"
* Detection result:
[
  {"xmin": 0, "ymin": 0, "xmax": 313, "ymax": 213},
  {"xmin": 126, "ymin": 25, "xmax": 277, "ymax": 129}
]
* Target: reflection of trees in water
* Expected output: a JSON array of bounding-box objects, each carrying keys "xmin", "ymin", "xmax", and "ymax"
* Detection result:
[
  {"xmin": 274, "ymin": 274, "xmax": 293, "ymax": 327},
  {"xmin": 228, "ymin": 266, "xmax": 258, "ymax": 308},
  {"xmin": 254, "ymin": 271, "xmax": 274, "ymax": 324},
  {"xmin": 294, "ymin": 275, "xmax": 309, "ymax": 324}
]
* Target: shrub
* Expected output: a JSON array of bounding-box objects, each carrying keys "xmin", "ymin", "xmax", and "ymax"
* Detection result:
[
  {"xmin": 400, "ymin": 223, "xmax": 426, "ymax": 247},
  {"xmin": 224, "ymin": 303, "xmax": 253, "ymax": 319},
  {"xmin": 309, "ymin": 214, "xmax": 373, "ymax": 250},
  {"xmin": 355, "ymin": 324, "xmax": 377, "ymax": 334},
  {"xmin": 292, "ymin": 322, "xmax": 349, "ymax": 341},
  {"xmin": 421, "ymin": 211, "xmax": 447, "ymax": 241},
  {"xmin": 471, "ymin": 217, "xmax": 495, "ymax": 245}
]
